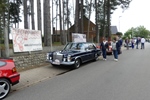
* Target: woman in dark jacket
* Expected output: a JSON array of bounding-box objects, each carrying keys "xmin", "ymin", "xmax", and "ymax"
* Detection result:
[{"xmin": 100, "ymin": 38, "xmax": 108, "ymax": 60}]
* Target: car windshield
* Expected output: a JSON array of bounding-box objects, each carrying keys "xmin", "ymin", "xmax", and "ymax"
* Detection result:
[
  {"xmin": 0, "ymin": 61, "xmax": 6, "ymax": 67},
  {"xmin": 64, "ymin": 43, "xmax": 85, "ymax": 51}
]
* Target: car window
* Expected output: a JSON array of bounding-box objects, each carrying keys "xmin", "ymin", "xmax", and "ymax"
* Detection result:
[
  {"xmin": 76, "ymin": 43, "xmax": 83, "ymax": 50},
  {"xmin": 64, "ymin": 43, "xmax": 72, "ymax": 50},
  {"xmin": 88, "ymin": 43, "xmax": 95, "ymax": 50},
  {"xmin": 0, "ymin": 61, "xmax": 6, "ymax": 67}
]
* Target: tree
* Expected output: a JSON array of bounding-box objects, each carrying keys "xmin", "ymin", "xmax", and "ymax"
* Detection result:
[
  {"xmin": 23, "ymin": 0, "xmax": 28, "ymax": 29},
  {"xmin": 37, "ymin": 0, "xmax": 42, "ymax": 31},
  {"xmin": 30, "ymin": 0, "xmax": 35, "ymax": 30},
  {"xmin": 59, "ymin": 0, "xmax": 64, "ymax": 45},
  {"xmin": 43, "ymin": 0, "xmax": 52, "ymax": 46},
  {"xmin": 116, "ymin": 32, "xmax": 123, "ymax": 37},
  {"xmin": 0, "ymin": 0, "xmax": 22, "ymax": 57},
  {"xmin": 87, "ymin": 0, "xmax": 93, "ymax": 42},
  {"xmin": 9, "ymin": 0, "xmax": 22, "ymax": 28},
  {"xmin": 75, "ymin": 0, "xmax": 79, "ymax": 33},
  {"xmin": 124, "ymin": 26, "xmax": 150, "ymax": 39}
]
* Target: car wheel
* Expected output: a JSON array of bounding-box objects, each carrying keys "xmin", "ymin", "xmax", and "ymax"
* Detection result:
[
  {"xmin": 73, "ymin": 59, "xmax": 81, "ymax": 69},
  {"xmin": 0, "ymin": 78, "xmax": 11, "ymax": 100},
  {"xmin": 94, "ymin": 53, "xmax": 99, "ymax": 61}
]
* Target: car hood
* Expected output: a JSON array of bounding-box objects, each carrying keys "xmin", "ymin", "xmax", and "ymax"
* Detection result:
[{"xmin": 60, "ymin": 50, "xmax": 81, "ymax": 55}]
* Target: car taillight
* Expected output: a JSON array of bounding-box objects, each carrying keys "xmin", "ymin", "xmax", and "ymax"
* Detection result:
[{"xmin": 12, "ymin": 67, "xmax": 17, "ymax": 73}]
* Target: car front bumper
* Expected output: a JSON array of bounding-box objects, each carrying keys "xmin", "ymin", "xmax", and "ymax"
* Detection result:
[{"xmin": 47, "ymin": 60, "xmax": 75, "ymax": 66}]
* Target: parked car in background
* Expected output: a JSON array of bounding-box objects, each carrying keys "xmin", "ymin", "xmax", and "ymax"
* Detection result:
[
  {"xmin": 0, "ymin": 58, "xmax": 20, "ymax": 99},
  {"xmin": 46, "ymin": 42, "xmax": 101, "ymax": 69}
]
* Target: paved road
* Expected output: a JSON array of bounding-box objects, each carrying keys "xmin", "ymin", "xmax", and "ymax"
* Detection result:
[{"xmin": 6, "ymin": 43, "xmax": 150, "ymax": 100}]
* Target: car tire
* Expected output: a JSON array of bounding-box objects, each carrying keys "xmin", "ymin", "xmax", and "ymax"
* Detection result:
[
  {"xmin": 0, "ymin": 78, "xmax": 11, "ymax": 100},
  {"xmin": 94, "ymin": 53, "xmax": 99, "ymax": 61},
  {"xmin": 73, "ymin": 59, "xmax": 81, "ymax": 69}
]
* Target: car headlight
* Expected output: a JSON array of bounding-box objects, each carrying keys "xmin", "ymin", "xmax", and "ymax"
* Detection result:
[
  {"xmin": 47, "ymin": 53, "xmax": 49, "ymax": 60},
  {"xmin": 63, "ymin": 58, "xmax": 66, "ymax": 62},
  {"xmin": 49, "ymin": 57, "xmax": 52, "ymax": 60},
  {"xmin": 67, "ymin": 55, "xmax": 71, "ymax": 62}
]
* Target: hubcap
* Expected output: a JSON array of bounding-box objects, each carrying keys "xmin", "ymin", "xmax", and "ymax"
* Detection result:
[
  {"xmin": 95, "ymin": 53, "xmax": 98, "ymax": 60},
  {"xmin": 0, "ymin": 80, "xmax": 10, "ymax": 99},
  {"xmin": 75, "ymin": 59, "xmax": 80, "ymax": 68}
]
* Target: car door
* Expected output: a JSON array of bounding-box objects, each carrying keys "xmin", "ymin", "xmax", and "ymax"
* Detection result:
[
  {"xmin": 87, "ymin": 43, "xmax": 96, "ymax": 60},
  {"xmin": 80, "ymin": 43, "xmax": 90, "ymax": 62}
]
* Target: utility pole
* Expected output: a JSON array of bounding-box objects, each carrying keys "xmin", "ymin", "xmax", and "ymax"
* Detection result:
[{"xmin": 119, "ymin": 16, "xmax": 122, "ymax": 32}]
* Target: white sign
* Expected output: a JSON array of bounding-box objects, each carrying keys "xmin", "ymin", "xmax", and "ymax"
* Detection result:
[
  {"xmin": 72, "ymin": 33, "xmax": 86, "ymax": 42},
  {"xmin": 11, "ymin": 28, "xmax": 43, "ymax": 52}
]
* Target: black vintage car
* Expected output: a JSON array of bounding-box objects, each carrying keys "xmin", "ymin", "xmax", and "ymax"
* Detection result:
[{"xmin": 46, "ymin": 42, "xmax": 101, "ymax": 69}]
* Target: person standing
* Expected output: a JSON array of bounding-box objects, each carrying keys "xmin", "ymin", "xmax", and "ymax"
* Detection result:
[
  {"xmin": 141, "ymin": 37, "xmax": 145, "ymax": 49},
  {"xmin": 131, "ymin": 38, "xmax": 134, "ymax": 49},
  {"xmin": 136, "ymin": 37, "xmax": 139, "ymax": 49},
  {"xmin": 112, "ymin": 37, "xmax": 120, "ymax": 61},
  {"xmin": 125, "ymin": 38, "xmax": 129, "ymax": 50},
  {"xmin": 100, "ymin": 38, "xmax": 108, "ymax": 60}
]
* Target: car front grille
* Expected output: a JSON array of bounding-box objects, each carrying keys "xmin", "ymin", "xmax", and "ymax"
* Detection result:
[{"xmin": 53, "ymin": 52, "xmax": 63, "ymax": 62}]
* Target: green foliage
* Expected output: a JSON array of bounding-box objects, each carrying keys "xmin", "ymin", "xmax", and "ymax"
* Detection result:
[
  {"xmin": 116, "ymin": 32, "xmax": 123, "ymax": 37},
  {"xmin": 9, "ymin": 0, "xmax": 22, "ymax": 24},
  {"xmin": 124, "ymin": 26, "xmax": 150, "ymax": 39}
]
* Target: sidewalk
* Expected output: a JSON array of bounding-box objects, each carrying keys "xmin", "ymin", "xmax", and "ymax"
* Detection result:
[
  {"xmin": 11, "ymin": 64, "xmax": 69, "ymax": 91},
  {"xmin": 11, "ymin": 46, "xmax": 126, "ymax": 91}
]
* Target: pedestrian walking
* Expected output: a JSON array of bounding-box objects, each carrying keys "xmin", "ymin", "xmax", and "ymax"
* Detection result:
[
  {"xmin": 141, "ymin": 37, "xmax": 145, "ymax": 49},
  {"xmin": 112, "ymin": 37, "xmax": 120, "ymax": 61},
  {"xmin": 136, "ymin": 37, "xmax": 139, "ymax": 49},
  {"xmin": 100, "ymin": 38, "xmax": 108, "ymax": 60},
  {"xmin": 131, "ymin": 38, "xmax": 134, "ymax": 49},
  {"xmin": 125, "ymin": 38, "xmax": 129, "ymax": 50}
]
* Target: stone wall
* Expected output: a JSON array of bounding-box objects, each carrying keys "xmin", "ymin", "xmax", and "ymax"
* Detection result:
[
  {"xmin": 12, "ymin": 53, "xmax": 47, "ymax": 71},
  {"xmin": 6, "ymin": 46, "xmax": 64, "ymax": 71}
]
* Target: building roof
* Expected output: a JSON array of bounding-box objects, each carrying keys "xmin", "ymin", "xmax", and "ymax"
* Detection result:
[{"xmin": 111, "ymin": 26, "xmax": 118, "ymax": 34}]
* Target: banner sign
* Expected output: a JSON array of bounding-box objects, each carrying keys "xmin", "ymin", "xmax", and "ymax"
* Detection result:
[
  {"xmin": 72, "ymin": 33, "xmax": 86, "ymax": 42},
  {"xmin": 11, "ymin": 28, "xmax": 43, "ymax": 52}
]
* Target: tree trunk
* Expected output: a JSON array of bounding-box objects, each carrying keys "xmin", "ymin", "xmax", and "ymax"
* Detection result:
[
  {"xmin": 4, "ymin": 0, "xmax": 10, "ymax": 57},
  {"xmin": 75, "ymin": 0, "xmax": 79, "ymax": 33},
  {"xmin": 37, "ymin": 0, "xmax": 42, "ymax": 31},
  {"xmin": 0, "ymin": 17, "xmax": 1, "ymax": 57},
  {"xmin": 43, "ymin": 0, "xmax": 51, "ymax": 46},
  {"xmin": 103, "ymin": 0, "xmax": 106, "ymax": 37},
  {"xmin": 107, "ymin": 0, "xmax": 111, "ymax": 41},
  {"xmin": 62, "ymin": 0, "xmax": 66, "ymax": 44},
  {"xmin": 55, "ymin": 1, "xmax": 59, "ymax": 42},
  {"xmin": 23, "ymin": 0, "xmax": 28, "ymax": 29},
  {"xmin": 80, "ymin": 0, "xmax": 84, "ymax": 34},
  {"xmin": 59, "ymin": 0, "xmax": 63, "ymax": 45},
  {"xmin": 66, "ymin": 0, "xmax": 70, "ymax": 42},
  {"xmin": 87, "ymin": 0, "xmax": 92, "ymax": 42},
  {"xmin": 30, "ymin": 0, "xmax": 35, "ymax": 30},
  {"xmin": 95, "ymin": 0, "xmax": 99, "ymax": 43}
]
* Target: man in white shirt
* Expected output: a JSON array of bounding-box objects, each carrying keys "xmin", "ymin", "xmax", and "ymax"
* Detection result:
[{"xmin": 141, "ymin": 37, "xmax": 145, "ymax": 49}]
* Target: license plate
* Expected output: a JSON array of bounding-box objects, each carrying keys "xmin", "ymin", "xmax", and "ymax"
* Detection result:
[{"xmin": 53, "ymin": 59, "xmax": 60, "ymax": 65}]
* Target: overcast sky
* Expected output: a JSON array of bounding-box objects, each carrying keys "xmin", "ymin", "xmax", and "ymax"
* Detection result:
[{"xmin": 111, "ymin": 0, "xmax": 150, "ymax": 33}]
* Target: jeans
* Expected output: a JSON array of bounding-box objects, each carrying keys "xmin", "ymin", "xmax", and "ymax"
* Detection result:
[
  {"xmin": 113, "ymin": 50, "xmax": 118, "ymax": 59},
  {"xmin": 102, "ymin": 49, "xmax": 107, "ymax": 59},
  {"xmin": 136, "ymin": 43, "xmax": 138, "ymax": 49},
  {"xmin": 141, "ymin": 43, "xmax": 144, "ymax": 49}
]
